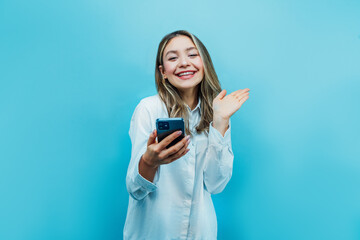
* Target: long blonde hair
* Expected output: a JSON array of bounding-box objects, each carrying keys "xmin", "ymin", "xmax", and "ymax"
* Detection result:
[{"xmin": 155, "ymin": 30, "xmax": 222, "ymax": 135}]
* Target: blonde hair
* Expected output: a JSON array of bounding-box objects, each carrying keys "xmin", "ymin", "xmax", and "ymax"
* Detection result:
[{"xmin": 155, "ymin": 30, "xmax": 222, "ymax": 135}]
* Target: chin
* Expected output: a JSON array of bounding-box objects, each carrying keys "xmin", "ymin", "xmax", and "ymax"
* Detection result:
[
  {"xmin": 175, "ymin": 82, "xmax": 200, "ymax": 91},
  {"xmin": 168, "ymin": 77, "xmax": 202, "ymax": 90}
]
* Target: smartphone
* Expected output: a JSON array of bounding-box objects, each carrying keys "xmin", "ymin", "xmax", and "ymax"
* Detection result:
[{"xmin": 156, "ymin": 118, "xmax": 185, "ymax": 149}]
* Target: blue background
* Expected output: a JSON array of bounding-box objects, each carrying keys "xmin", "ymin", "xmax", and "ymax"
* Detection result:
[{"xmin": 1, "ymin": 0, "xmax": 360, "ymax": 239}]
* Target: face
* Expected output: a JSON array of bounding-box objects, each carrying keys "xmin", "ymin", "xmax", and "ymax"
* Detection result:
[{"xmin": 159, "ymin": 35, "xmax": 204, "ymax": 93}]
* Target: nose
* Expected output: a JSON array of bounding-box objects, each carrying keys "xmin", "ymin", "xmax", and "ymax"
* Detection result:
[{"xmin": 178, "ymin": 56, "xmax": 190, "ymax": 67}]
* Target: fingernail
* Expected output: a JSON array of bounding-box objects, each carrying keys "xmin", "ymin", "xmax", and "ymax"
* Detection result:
[
  {"xmin": 177, "ymin": 131, "xmax": 182, "ymax": 135},
  {"xmin": 185, "ymin": 135, "xmax": 190, "ymax": 140}
]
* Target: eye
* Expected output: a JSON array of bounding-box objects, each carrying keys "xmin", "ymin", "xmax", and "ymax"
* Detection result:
[
  {"xmin": 189, "ymin": 54, "xmax": 198, "ymax": 57},
  {"xmin": 168, "ymin": 57, "xmax": 177, "ymax": 61}
]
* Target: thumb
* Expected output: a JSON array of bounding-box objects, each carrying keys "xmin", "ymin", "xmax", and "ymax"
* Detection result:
[
  {"xmin": 216, "ymin": 89, "xmax": 227, "ymax": 100},
  {"xmin": 147, "ymin": 129, "xmax": 157, "ymax": 146}
]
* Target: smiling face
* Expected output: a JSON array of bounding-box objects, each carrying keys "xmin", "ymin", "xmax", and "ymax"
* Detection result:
[{"xmin": 159, "ymin": 35, "xmax": 204, "ymax": 94}]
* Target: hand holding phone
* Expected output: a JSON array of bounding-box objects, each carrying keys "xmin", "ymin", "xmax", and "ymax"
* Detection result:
[
  {"xmin": 140, "ymin": 118, "xmax": 190, "ymax": 169},
  {"xmin": 156, "ymin": 118, "xmax": 185, "ymax": 148}
]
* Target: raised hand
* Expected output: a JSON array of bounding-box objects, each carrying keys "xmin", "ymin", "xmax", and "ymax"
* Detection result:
[{"xmin": 212, "ymin": 88, "xmax": 250, "ymax": 136}]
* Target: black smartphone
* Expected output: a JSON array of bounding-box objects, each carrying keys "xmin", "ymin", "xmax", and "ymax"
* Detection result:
[{"xmin": 156, "ymin": 118, "xmax": 185, "ymax": 149}]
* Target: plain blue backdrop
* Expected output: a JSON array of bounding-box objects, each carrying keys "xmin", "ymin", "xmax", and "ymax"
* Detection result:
[{"xmin": 1, "ymin": 0, "xmax": 360, "ymax": 239}]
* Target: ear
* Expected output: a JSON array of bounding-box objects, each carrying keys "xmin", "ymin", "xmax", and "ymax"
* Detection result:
[
  {"xmin": 159, "ymin": 65, "xmax": 164, "ymax": 75},
  {"xmin": 159, "ymin": 65, "xmax": 166, "ymax": 79}
]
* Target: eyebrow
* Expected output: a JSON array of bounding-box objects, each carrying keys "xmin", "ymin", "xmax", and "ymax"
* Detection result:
[{"xmin": 165, "ymin": 47, "xmax": 197, "ymax": 57}]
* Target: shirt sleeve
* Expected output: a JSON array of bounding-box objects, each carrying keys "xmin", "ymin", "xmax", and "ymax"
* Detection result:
[
  {"xmin": 203, "ymin": 119, "xmax": 234, "ymax": 194},
  {"xmin": 126, "ymin": 100, "xmax": 160, "ymax": 200}
]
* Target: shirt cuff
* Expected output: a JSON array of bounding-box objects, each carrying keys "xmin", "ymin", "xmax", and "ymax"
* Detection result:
[
  {"xmin": 209, "ymin": 120, "xmax": 231, "ymax": 146},
  {"xmin": 134, "ymin": 156, "xmax": 159, "ymax": 192}
]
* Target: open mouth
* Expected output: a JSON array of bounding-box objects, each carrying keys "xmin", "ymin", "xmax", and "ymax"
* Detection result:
[{"xmin": 175, "ymin": 71, "xmax": 197, "ymax": 80}]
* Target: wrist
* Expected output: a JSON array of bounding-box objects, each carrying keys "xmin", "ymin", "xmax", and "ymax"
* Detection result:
[
  {"xmin": 212, "ymin": 114, "xmax": 229, "ymax": 128},
  {"xmin": 212, "ymin": 115, "xmax": 229, "ymax": 137},
  {"xmin": 141, "ymin": 154, "xmax": 158, "ymax": 169},
  {"xmin": 138, "ymin": 154, "xmax": 158, "ymax": 183}
]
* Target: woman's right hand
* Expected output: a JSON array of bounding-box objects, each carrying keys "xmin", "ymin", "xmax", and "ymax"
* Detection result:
[{"xmin": 141, "ymin": 129, "xmax": 191, "ymax": 168}]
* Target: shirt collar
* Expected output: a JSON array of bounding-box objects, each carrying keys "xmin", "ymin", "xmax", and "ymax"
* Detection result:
[{"xmin": 186, "ymin": 97, "xmax": 201, "ymax": 113}]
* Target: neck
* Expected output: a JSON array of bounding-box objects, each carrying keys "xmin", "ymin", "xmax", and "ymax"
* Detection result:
[{"xmin": 179, "ymin": 86, "xmax": 199, "ymax": 111}]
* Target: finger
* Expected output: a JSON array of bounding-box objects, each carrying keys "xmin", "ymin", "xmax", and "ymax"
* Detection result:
[
  {"xmin": 215, "ymin": 89, "xmax": 227, "ymax": 100},
  {"xmin": 230, "ymin": 88, "xmax": 250, "ymax": 97},
  {"xmin": 238, "ymin": 95, "xmax": 249, "ymax": 106},
  {"xmin": 160, "ymin": 135, "xmax": 189, "ymax": 159},
  {"xmin": 229, "ymin": 95, "xmax": 249, "ymax": 114},
  {"xmin": 164, "ymin": 142, "xmax": 190, "ymax": 164},
  {"xmin": 147, "ymin": 129, "xmax": 157, "ymax": 146},
  {"xmin": 234, "ymin": 91, "xmax": 250, "ymax": 100},
  {"xmin": 160, "ymin": 135, "xmax": 190, "ymax": 159},
  {"xmin": 158, "ymin": 130, "xmax": 184, "ymax": 150},
  {"xmin": 167, "ymin": 147, "xmax": 190, "ymax": 164},
  {"xmin": 154, "ymin": 129, "xmax": 158, "ymax": 143}
]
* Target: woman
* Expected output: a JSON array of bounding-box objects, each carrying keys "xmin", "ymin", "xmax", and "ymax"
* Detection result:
[{"xmin": 124, "ymin": 30, "xmax": 250, "ymax": 240}]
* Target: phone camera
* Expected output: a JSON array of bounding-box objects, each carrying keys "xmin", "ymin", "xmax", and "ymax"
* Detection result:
[{"xmin": 158, "ymin": 122, "xmax": 169, "ymax": 130}]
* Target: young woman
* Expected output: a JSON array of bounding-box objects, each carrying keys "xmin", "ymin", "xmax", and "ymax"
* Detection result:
[{"xmin": 123, "ymin": 30, "xmax": 250, "ymax": 240}]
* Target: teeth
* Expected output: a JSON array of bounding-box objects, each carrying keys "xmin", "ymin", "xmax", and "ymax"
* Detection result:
[{"xmin": 178, "ymin": 72, "xmax": 195, "ymax": 77}]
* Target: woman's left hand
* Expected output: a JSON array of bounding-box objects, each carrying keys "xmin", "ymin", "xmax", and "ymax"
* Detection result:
[
  {"xmin": 212, "ymin": 88, "xmax": 250, "ymax": 135},
  {"xmin": 213, "ymin": 88, "xmax": 250, "ymax": 120}
]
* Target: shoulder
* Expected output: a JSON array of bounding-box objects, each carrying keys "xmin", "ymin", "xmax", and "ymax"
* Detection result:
[
  {"xmin": 133, "ymin": 94, "xmax": 165, "ymax": 116},
  {"xmin": 138, "ymin": 94, "xmax": 162, "ymax": 106},
  {"xmin": 130, "ymin": 94, "xmax": 166, "ymax": 130},
  {"xmin": 137, "ymin": 94, "xmax": 165, "ymax": 111}
]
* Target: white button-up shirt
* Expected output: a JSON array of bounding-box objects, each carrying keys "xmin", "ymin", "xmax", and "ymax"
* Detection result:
[{"xmin": 124, "ymin": 94, "xmax": 234, "ymax": 240}]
